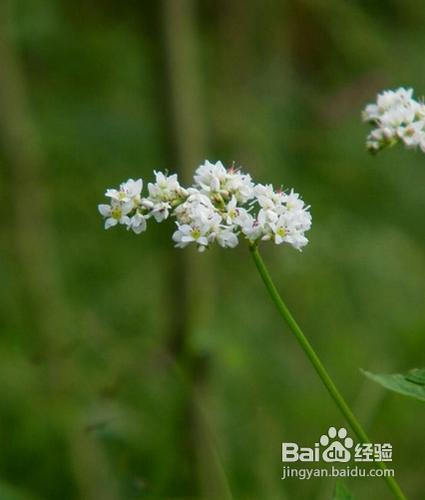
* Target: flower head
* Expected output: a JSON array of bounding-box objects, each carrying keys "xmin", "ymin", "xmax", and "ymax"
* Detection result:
[
  {"xmin": 99, "ymin": 163, "xmax": 312, "ymax": 252},
  {"xmin": 362, "ymin": 87, "xmax": 425, "ymax": 154}
]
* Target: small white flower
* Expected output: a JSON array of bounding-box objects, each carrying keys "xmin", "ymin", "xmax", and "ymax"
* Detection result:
[
  {"xmin": 128, "ymin": 212, "xmax": 147, "ymax": 234},
  {"xmin": 174, "ymin": 190, "xmax": 215, "ymax": 225},
  {"xmin": 123, "ymin": 178, "xmax": 143, "ymax": 197},
  {"xmin": 269, "ymin": 210, "xmax": 311, "ymax": 250},
  {"xmin": 148, "ymin": 171, "xmax": 186, "ymax": 202},
  {"xmin": 223, "ymin": 167, "xmax": 255, "ymax": 203},
  {"xmin": 397, "ymin": 121, "xmax": 425, "ymax": 148},
  {"xmin": 254, "ymin": 184, "xmax": 285, "ymax": 210},
  {"xmin": 216, "ymin": 228, "xmax": 239, "ymax": 248},
  {"xmin": 172, "ymin": 223, "xmax": 210, "ymax": 252},
  {"xmin": 282, "ymin": 189, "xmax": 306, "ymax": 211},
  {"xmin": 194, "ymin": 160, "xmax": 227, "ymax": 193},
  {"xmin": 151, "ymin": 201, "xmax": 171, "ymax": 222},
  {"xmin": 223, "ymin": 197, "xmax": 241, "ymax": 224},
  {"xmin": 270, "ymin": 214, "xmax": 290, "ymax": 245},
  {"xmin": 98, "ymin": 200, "xmax": 132, "ymax": 229},
  {"xmin": 239, "ymin": 213, "xmax": 265, "ymax": 242},
  {"xmin": 106, "ymin": 178, "xmax": 143, "ymax": 206}
]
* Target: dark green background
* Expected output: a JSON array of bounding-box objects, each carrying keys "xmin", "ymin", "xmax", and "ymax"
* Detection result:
[{"xmin": 1, "ymin": 1, "xmax": 424, "ymax": 498}]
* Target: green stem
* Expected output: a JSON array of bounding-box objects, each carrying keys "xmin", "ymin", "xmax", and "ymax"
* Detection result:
[{"xmin": 249, "ymin": 244, "xmax": 407, "ymax": 500}]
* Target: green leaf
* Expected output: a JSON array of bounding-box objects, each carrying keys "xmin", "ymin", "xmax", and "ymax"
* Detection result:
[
  {"xmin": 333, "ymin": 480, "xmax": 356, "ymax": 499},
  {"xmin": 405, "ymin": 368, "xmax": 425, "ymax": 385},
  {"xmin": 362, "ymin": 368, "xmax": 425, "ymax": 402}
]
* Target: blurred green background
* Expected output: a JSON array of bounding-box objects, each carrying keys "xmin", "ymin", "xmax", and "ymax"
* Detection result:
[{"xmin": 1, "ymin": 1, "xmax": 425, "ymax": 499}]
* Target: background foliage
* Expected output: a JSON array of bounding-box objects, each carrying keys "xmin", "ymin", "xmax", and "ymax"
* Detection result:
[{"xmin": 1, "ymin": 0, "xmax": 425, "ymax": 498}]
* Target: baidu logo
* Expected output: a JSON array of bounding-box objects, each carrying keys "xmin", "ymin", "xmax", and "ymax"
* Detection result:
[{"xmin": 282, "ymin": 427, "xmax": 392, "ymax": 463}]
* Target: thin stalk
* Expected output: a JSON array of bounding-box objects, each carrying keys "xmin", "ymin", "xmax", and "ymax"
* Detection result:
[{"xmin": 249, "ymin": 244, "xmax": 407, "ymax": 500}]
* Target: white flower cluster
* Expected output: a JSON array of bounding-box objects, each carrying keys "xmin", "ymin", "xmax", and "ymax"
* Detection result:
[
  {"xmin": 98, "ymin": 161, "xmax": 312, "ymax": 252},
  {"xmin": 362, "ymin": 87, "xmax": 425, "ymax": 153}
]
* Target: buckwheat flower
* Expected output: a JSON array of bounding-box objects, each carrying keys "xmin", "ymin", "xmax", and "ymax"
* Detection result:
[
  {"xmin": 99, "ymin": 161, "xmax": 311, "ymax": 252},
  {"xmin": 251, "ymin": 184, "xmax": 312, "ymax": 250},
  {"xmin": 269, "ymin": 209, "xmax": 311, "ymax": 250},
  {"xmin": 362, "ymin": 88, "xmax": 414, "ymax": 123},
  {"xmin": 106, "ymin": 178, "xmax": 143, "ymax": 207},
  {"xmin": 233, "ymin": 207, "xmax": 252, "ymax": 229},
  {"xmin": 148, "ymin": 171, "xmax": 186, "ymax": 202},
  {"xmin": 270, "ymin": 214, "xmax": 291, "ymax": 245},
  {"xmin": 215, "ymin": 227, "xmax": 239, "ymax": 248},
  {"xmin": 397, "ymin": 121, "xmax": 425, "ymax": 148},
  {"xmin": 363, "ymin": 87, "xmax": 425, "ymax": 153},
  {"xmin": 128, "ymin": 212, "xmax": 147, "ymax": 234},
  {"xmin": 256, "ymin": 208, "xmax": 277, "ymax": 241},
  {"xmin": 198, "ymin": 209, "xmax": 238, "ymax": 247},
  {"xmin": 174, "ymin": 190, "xmax": 215, "ymax": 225},
  {"xmin": 254, "ymin": 184, "xmax": 285, "ymax": 210},
  {"xmin": 239, "ymin": 213, "xmax": 265, "ymax": 242},
  {"xmin": 282, "ymin": 189, "xmax": 307, "ymax": 211},
  {"xmin": 194, "ymin": 160, "xmax": 255, "ymax": 205},
  {"xmin": 379, "ymin": 88, "xmax": 412, "ymax": 109},
  {"xmin": 194, "ymin": 212, "xmax": 223, "ymax": 243},
  {"xmin": 194, "ymin": 160, "xmax": 227, "ymax": 193},
  {"xmin": 98, "ymin": 200, "xmax": 132, "ymax": 229},
  {"xmin": 172, "ymin": 222, "xmax": 210, "ymax": 252},
  {"xmin": 222, "ymin": 196, "xmax": 250, "ymax": 226},
  {"xmin": 150, "ymin": 201, "xmax": 171, "ymax": 222},
  {"xmin": 222, "ymin": 167, "xmax": 255, "ymax": 203},
  {"xmin": 381, "ymin": 107, "xmax": 412, "ymax": 128},
  {"xmin": 96, "ymin": 165, "xmax": 407, "ymax": 500}
]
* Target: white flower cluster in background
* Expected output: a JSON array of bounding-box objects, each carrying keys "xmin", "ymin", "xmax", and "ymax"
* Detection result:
[
  {"xmin": 98, "ymin": 161, "xmax": 312, "ymax": 252},
  {"xmin": 362, "ymin": 87, "xmax": 425, "ymax": 153}
]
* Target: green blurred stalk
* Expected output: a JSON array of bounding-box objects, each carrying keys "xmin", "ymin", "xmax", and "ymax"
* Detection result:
[
  {"xmin": 249, "ymin": 244, "xmax": 407, "ymax": 500},
  {"xmin": 161, "ymin": 2, "xmax": 228, "ymax": 498},
  {"xmin": 0, "ymin": 5, "xmax": 120, "ymax": 499}
]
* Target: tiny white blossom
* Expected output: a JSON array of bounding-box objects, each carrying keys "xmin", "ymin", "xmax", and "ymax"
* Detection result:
[
  {"xmin": 128, "ymin": 212, "xmax": 147, "ymax": 234},
  {"xmin": 106, "ymin": 179, "xmax": 143, "ymax": 207},
  {"xmin": 223, "ymin": 196, "xmax": 249, "ymax": 225},
  {"xmin": 397, "ymin": 120, "xmax": 425, "ymax": 148},
  {"xmin": 172, "ymin": 223, "xmax": 210, "ymax": 252},
  {"xmin": 216, "ymin": 228, "xmax": 239, "ymax": 248},
  {"xmin": 151, "ymin": 201, "xmax": 172, "ymax": 223},
  {"xmin": 239, "ymin": 213, "xmax": 265, "ymax": 242},
  {"xmin": 98, "ymin": 200, "xmax": 132, "ymax": 229},
  {"xmin": 254, "ymin": 184, "xmax": 285, "ymax": 210},
  {"xmin": 282, "ymin": 189, "xmax": 306, "ymax": 211},
  {"xmin": 194, "ymin": 160, "xmax": 227, "ymax": 193},
  {"xmin": 148, "ymin": 171, "xmax": 186, "ymax": 202},
  {"xmin": 223, "ymin": 167, "xmax": 255, "ymax": 203},
  {"xmin": 174, "ymin": 190, "xmax": 215, "ymax": 225}
]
